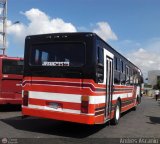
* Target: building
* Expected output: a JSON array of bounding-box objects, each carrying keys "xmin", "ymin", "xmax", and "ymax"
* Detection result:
[{"xmin": 148, "ymin": 70, "xmax": 160, "ymax": 87}]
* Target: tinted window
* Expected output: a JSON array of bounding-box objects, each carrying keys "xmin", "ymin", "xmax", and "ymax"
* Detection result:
[
  {"xmin": 2, "ymin": 59, "xmax": 24, "ymax": 75},
  {"xmin": 125, "ymin": 66, "xmax": 130, "ymax": 84},
  {"xmin": 30, "ymin": 42, "xmax": 85, "ymax": 67},
  {"xmin": 114, "ymin": 57, "xmax": 118, "ymax": 70},
  {"xmin": 98, "ymin": 47, "xmax": 104, "ymax": 65},
  {"xmin": 114, "ymin": 71, "xmax": 120, "ymax": 84},
  {"xmin": 120, "ymin": 60, "xmax": 124, "ymax": 73}
]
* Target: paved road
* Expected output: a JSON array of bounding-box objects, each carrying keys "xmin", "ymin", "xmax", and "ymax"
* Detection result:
[{"xmin": 0, "ymin": 96, "xmax": 159, "ymax": 143}]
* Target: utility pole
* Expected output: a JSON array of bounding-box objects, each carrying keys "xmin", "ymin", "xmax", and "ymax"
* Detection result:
[{"xmin": 0, "ymin": 0, "xmax": 7, "ymax": 55}]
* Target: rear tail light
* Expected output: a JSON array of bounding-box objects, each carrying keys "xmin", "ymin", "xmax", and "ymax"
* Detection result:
[
  {"xmin": 23, "ymin": 91, "xmax": 28, "ymax": 106},
  {"xmin": 81, "ymin": 96, "xmax": 89, "ymax": 113}
]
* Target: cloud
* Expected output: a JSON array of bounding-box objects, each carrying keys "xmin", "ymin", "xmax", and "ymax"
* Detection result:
[
  {"xmin": 6, "ymin": 8, "xmax": 118, "ymax": 56},
  {"xmin": 110, "ymin": 38, "xmax": 160, "ymax": 78},
  {"xmin": 8, "ymin": 9, "xmax": 117, "ymax": 43},
  {"xmin": 7, "ymin": 20, "xmax": 27, "ymax": 42},
  {"xmin": 24, "ymin": 8, "xmax": 77, "ymax": 34},
  {"xmin": 110, "ymin": 39, "xmax": 141, "ymax": 56},
  {"xmin": 7, "ymin": 8, "xmax": 77, "ymax": 44},
  {"xmin": 93, "ymin": 22, "xmax": 118, "ymax": 41},
  {"xmin": 126, "ymin": 39, "xmax": 160, "ymax": 77}
]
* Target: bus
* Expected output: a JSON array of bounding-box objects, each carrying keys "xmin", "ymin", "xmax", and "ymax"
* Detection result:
[
  {"xmin": 22, "ymin": 32, "xmax": 143, "ymax": 125},
  {"xmin": 0, "ymin": 55, "xmax": 23, "ymax": 105}
]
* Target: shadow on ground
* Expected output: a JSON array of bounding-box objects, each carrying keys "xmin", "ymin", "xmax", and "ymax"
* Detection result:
[
  {"xmin": 158, "ymin": 100, "xmax": 160, "ymax": 106},
  {"xmin": 1, "ymin": 116, "xmax": 109, "ymax": 138},
  {"xmin": 146, "ymin": 116, "xmax": 160, "ymax": 125},
  {"xmin": 0, "ymin": 106, "xmax": 135, "ymax": 138},
  {"xmin": 0, "ymin": 105, "xmax": 21, "ymax": 112}
]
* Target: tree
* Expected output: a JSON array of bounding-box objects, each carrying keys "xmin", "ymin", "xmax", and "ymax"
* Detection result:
[
  {"xmin": 157, "ymin": 80, "xmax": 160, "ymax": 89},
  {"xmin": 153, "ymin": 79, "xmax": 160, "ymax": 90}
]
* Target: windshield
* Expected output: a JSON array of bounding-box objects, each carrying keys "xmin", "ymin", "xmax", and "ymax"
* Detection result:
[
  {"xmin": 2, "ymin": 59, "xmax": 24, "ymax": 75},
  {"xmin": 30, "ymin": 42, "xmax": 85, "ymax": 67}
]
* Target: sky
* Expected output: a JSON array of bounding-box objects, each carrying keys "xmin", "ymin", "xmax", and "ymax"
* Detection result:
[{"xmin": 1, "ymin": 0, "xmax": 160, "ymax": 78}]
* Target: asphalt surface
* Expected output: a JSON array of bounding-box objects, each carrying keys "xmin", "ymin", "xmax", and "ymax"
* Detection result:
[{"xmin": 0, "ymin": 96, "xmax": 159, "ymax": 143}]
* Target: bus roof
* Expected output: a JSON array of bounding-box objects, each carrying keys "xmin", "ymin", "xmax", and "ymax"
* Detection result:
[{"xmin": 0, "ymin": 55, "xmax": 23, "ymax": 60}]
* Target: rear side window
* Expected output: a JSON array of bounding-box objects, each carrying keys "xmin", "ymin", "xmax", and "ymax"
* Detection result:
[
  {"xmin": 2, "ymin": 59, "xmax": 24, "ymax": 75},
  {"xmin": 98, "ymin": 47, "xmax": 104, "ymax": 65}
]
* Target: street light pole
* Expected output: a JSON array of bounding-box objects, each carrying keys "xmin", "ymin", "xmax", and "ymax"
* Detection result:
[{"xmin": 0, "ymin": 0, "xmax": 7, "ymax": 55}]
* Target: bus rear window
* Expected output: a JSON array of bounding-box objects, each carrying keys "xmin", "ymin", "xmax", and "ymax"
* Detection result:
[
  {"xmin": 30, "ymin": 42, "xmax": 85, "ymax": 67},
  {"xmin": 2, "ymin": 59, "xmax": 24, "ymax": 75}
]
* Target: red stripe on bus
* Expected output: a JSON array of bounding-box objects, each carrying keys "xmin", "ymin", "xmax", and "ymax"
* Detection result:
[
  {"xmin": 95, "ymin": 103, "xmax": 106, "ymax": 109},
  {"xmin": 24, "ymin": 85, "xmax": 106, "ymax": 96},
  {"xmin": 95, "ymin": 115, "xmax": 105, "ymax": 124},
  {"xmin": 23, "ymin": 77, "xmax": 106, "ymax": 89},
  {"xmin": 114, "ymin": 85, "xmax": 134, "ymax": 89},
  {"xmin": 121, "ymin": 103, "xmax": 135, "ymax": 112}
]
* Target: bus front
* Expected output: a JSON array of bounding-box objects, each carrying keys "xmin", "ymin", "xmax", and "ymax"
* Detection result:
[{"xmin": 22, "ymin": 33, "xmax": 106, "ymax": 124}]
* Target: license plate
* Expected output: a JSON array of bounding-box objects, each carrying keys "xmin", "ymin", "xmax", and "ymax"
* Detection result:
[{"xmin": 48, "ymin": 102, "xmax": 59, "ymax": 109}]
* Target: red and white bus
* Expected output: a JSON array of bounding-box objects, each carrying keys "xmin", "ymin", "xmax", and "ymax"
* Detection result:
[
  {"xmin": 22, "ymin": 33, "xmax": 143, "ymax": 125},
  {"xmin": 0, "ymin": 55, "xmax": 23, "ymax": 105}
]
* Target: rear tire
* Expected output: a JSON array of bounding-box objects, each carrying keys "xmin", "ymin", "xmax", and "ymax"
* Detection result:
[
  {"xmin": 137, "ymin": 96, "xmax": 141, "ymax": 104},
  {"xmin": 133, "ymin": 96, "xmax": 139, "ymax": 111},
  {"xmin": 111, "ymin": 101, "xmax": 121, "ymax": 125},
  {"xmin": 132, "ymin": 105, "xmax": 137, "ymax": 111}
]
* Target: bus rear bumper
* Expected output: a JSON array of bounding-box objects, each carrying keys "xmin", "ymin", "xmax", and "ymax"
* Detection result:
[{"xmin": 22, "ymin": 107, "xmax": 96, "ymax": 125}]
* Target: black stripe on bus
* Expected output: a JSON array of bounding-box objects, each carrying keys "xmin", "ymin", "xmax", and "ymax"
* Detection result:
[
  {"xmin": 121, "ymin": 99, "xmax": 135, "ymax": 107},
  {"xmin": 95, "ymin": 110, "xmax": 105, "ymax": 116},
  {"xmin": 95, "ymin": 106, "xmax": 106, "ymax": 111},
  {"xmin": 113, "ymin": 88, "xmax": 133, "ymax": 92}
]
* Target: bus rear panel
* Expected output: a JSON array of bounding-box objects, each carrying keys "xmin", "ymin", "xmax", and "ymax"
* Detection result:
[{"xmin": 0, "ymin": 55, "xmax": 23, "ymax": 105}]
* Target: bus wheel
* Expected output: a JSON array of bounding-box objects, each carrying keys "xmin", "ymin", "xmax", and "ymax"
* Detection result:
[
  {"xmin": 133, "ymin": 96, "xmax": 139, "ymax": 111},
  {"xmin": 132, "ymin": 104, "xmax": 137, "ymax": 111},
  {"xmin": 111, "ymin": 101, "xmax": 121, "ymax": 125},
  {"xmin": 138, "ymin": 96, "xmax": 141, "ymax": 104}
]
